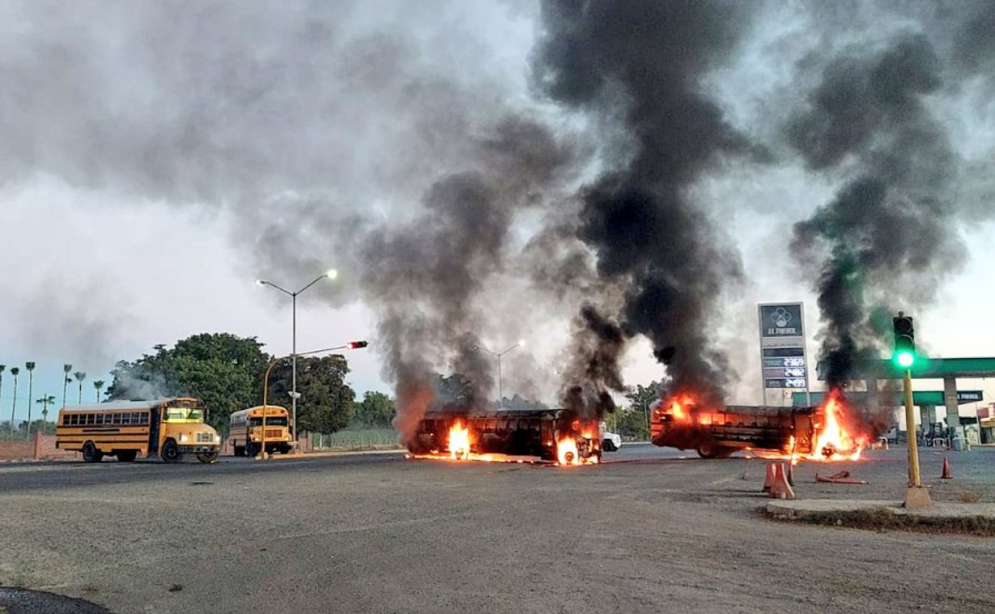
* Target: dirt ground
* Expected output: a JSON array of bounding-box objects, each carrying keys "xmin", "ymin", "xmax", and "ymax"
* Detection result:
[{"xmin": 0, "ymin": 446, "xmax": 993, "ymax": 614}]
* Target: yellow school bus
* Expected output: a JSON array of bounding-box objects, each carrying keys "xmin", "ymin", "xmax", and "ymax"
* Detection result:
[
  {"xmin": 229, "ymin": 405, "xmax": 293, "ymax": 456},
  {"xmin": 56, "ymin": 397, "xmax": 221, "ymax": 464}
]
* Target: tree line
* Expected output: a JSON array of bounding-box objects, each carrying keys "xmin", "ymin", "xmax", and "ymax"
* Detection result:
[
  {"xmin": 2, "ymin": 332, "xmax": 664, "ymax": 440},
  {"xmin": 0, "ymin": 361, "xmax": 104, "ymax": 439},
  {"xmin": 1, "ymin": 333, "xmax": 396, "ymax": 438},
  {"xmin": 104, "ymin": 333, "xmax": 396, "ymax": 434}
]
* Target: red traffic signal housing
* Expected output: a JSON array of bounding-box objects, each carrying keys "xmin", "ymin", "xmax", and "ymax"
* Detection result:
[{"xmin": 346, "ymin": 341, "xmax": 368, "ymax": 349}]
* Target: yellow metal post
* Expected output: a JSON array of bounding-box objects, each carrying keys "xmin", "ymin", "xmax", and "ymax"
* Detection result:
[
  {"xmin": 904, "ymin": 369, "xmax": 920, "ymax": 486},
  {"xmin": 903, "ymin": 368, "xmax": 931, "ymax": 507},
  {"xmin": 257, "ymin": 359, "xmax": 279, "ymax": 461}
]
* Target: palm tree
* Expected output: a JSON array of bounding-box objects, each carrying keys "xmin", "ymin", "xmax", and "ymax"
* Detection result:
[
  {"xmin": 25, "ymin": 362, "xmax": 35, "ymax": 436},
  {"xmin": 9, "ymin": 367, "xmax": 19, "ymax": 439},
  {"xmin": 93, "ymin": 380, "xmax": 105, "ymax": 402},
  {"xmin": 62, "ymin": 364, "xmax": 72, "ymax": 408},
  {"xmin": 74, "ymin": 371, "xmax": 87, "ymax": 404},
  {"xmin": 0, "ymin": 365, "xmax": 5, "ymax": 436},
  {"xmin": 37, "ymin": 394, "xmax": 56, "ymax": 433}
]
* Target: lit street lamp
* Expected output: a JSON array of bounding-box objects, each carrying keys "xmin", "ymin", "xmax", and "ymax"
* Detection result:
[
  {"xmin": 256, "ymin": 269, "xmax": 338, "ymax": 445},
  {"xmin": 473, "ymin": 341, "xmax": 524, "ymax": 410}
]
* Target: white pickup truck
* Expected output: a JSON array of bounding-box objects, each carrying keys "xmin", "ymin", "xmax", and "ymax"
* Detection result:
[{"xmin": 600, "ymin": 422, "xmax": 622, "ymax": 452}]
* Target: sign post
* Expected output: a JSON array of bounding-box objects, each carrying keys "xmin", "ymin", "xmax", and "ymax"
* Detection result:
[{"xmin": 758, "ymin": 303, "xmax": 810, "ymax": 406}]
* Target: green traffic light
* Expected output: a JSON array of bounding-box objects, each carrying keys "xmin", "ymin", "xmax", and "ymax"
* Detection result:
[{"xmin": 895, "ymin": 351, "xmax": 915, "ymax": 368}]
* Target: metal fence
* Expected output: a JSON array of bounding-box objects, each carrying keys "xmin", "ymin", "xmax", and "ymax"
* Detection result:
[{"xmin": 309, "ymin": 428, "xmax": 401, "ymax": 450}]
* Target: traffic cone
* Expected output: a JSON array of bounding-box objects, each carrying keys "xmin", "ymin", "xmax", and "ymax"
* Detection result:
[
  {"xmin": 762, "ymin": 462, "xmax": 776, "ymax": 493},
  {"xmin": 769, "ymin": 463, "xmax": 796, "ymax": 500},
  {"xmin": 941, "ymin": 457, "xmax": 952, "ymax": 480}
]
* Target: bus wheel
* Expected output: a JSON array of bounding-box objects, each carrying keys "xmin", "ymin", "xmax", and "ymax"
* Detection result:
[
  {"xmin": 82, "ymin": 442, "xmax": 101, "ymax": 463},
  {"xmin": 696, "ymin": 440, "xmax": 718, "ymax": 459},
  {"xmin": 116, "ymin": 450, "xmax": 138, "ymax": 462},
  {"xmin": 161, "ymin": 440, "xmax": 181, "ymax": 463},
  {"xmin": 196, "ymin": 450, "xmax": 219, "ymax": 464},
  {"xmin": 233, "ymin": 446, "xmax": 244, "ymax": 457},
  {"xmin": 244, "ymin": 443, "xmax": 258, "ymax": 458}
]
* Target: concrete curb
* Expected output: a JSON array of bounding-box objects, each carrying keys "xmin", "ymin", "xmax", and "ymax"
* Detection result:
[{"xmin": 767, "ymin": 499, "xmax": 995, "ymax": 520}]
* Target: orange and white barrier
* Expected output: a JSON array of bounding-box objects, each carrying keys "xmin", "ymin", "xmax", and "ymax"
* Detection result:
[{"xmin": 768, "ymin": 462, "xmax": 796, "ymax": 500}]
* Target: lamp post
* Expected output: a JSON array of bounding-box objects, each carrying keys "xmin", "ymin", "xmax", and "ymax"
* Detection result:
[
  {"xmin": 259, "ymin": 341, "xmax": 367, "ymax": 460},
  {"xmin": 256, "ymin": 270, "xmax": 338, "ymax": 446},
  {"xmin": 473, "ymin": 341, "xmax": 524, "ymax": 410}
]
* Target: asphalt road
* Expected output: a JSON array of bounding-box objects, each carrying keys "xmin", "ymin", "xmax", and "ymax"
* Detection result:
[{"xmin": 1, "ymin": 444, "xmax": 993, "ymax": 613}]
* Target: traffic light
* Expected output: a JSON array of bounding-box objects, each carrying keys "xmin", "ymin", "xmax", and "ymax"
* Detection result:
[
  {"xmin": 892, "ymin": 315, "xmax": 915, "ymax": 368},
  {"xmin": 346, "ymin": 341, "xmax": 368, "ymax": 350}
]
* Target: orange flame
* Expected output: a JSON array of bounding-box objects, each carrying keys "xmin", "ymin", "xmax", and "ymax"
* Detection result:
[
  {"xmin": 448, "ymin": 421, "xmax": 470, "ymax": 460},
  {"xmin": 557, "ymin": 436, "xmax": 579, "ymax": 466},
  {"xmin": 808, "ymin": 393, "xmax": 868, "ymax": 461},
  {"xmin": 556, "ymin": 436, "xmax": 600, "ymax": 466},
  {"xmin": 668, "ymin": 395, "xmax": 695, "ymax": 422}
]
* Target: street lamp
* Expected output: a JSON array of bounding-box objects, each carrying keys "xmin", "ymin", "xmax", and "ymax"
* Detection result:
[
  {"xmin": 259, "ymin": 341, "xmax": 367, "ymax": 460},
  {"xmin": 256, "ymin": 269, "xmax": 338, "ymax": 445},
  {"xmin": 473, "ymin": 340, "xmax": 525, "ymax": 410}
]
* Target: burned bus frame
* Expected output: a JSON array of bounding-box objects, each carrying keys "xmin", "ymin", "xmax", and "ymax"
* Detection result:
[
  {"xmin": 409, "ymin": 409, "xmax": 602, "ymax": 462},
  {"xmin": 651, "ymin": 405, "xmax": 820, "ymax": 459}
]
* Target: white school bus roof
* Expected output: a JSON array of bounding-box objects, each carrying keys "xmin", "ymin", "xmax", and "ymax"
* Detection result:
[{"xmin": 60, "ymin": 398, "xmax": 201, "ymax": 412}]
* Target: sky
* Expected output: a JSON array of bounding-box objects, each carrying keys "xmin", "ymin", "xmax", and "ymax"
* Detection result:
[{"xmin": 1, "ymin": 0, "xmax": 994, "ymax": 428}]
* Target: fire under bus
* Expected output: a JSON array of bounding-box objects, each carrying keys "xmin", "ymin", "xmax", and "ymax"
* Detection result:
[
  {"xmin": 408, "ymin": 409, "xmax": 602, "ymax": 465},
  {"xmin": 650, "ymin": 400, "xmax": 823, "ymax": 459}
]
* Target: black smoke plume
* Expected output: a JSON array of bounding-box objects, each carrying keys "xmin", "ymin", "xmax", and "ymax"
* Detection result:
[
  {"xmin": 558, "ymin": 305, "xmax": 628, "ymax": 418},
  {"xmin": 788, "ymin": 33, "xmax": 968, "ymax": 389},
  {"xmin": 533, "ymin": 0, "xmax": 760, "ymax": 409},
  {"xmin": 350, "ymin": 119, "xmax": 576, "ymax": 443}
]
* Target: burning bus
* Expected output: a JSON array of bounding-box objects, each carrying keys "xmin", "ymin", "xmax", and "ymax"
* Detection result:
[
  {"xmin": 407, "ymin": 408, "xmax": 602, "ymax": 465},
  {"xmin": 650, "ymin": 393, "xmax": 868, "ymax": 461}
]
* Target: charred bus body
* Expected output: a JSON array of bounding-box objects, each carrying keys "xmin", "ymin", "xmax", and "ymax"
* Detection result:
[
  {"xmin": 650, "ymin": 402, "xmax": 819, "ymax": 459},
  {"xmin": 408, "ymin": 409, "xmax": 602, "ymax": 463}
]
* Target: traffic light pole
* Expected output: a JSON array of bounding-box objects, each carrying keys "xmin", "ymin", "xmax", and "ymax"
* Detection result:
[
  {"xmin": 903, "ymin": 367, "xmax": 931, "ymax": 507},
  {"xmin": 903, "ymin": 369, "xmax": 920, "ymax": 487}
]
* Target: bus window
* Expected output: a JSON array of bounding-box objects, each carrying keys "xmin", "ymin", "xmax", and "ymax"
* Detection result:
[
  {"xmin": 140, "ymin": 413, "xmax": 149, "ymax": 425},
  {"xmin": 164, "ymin": 407, "xmax": 204, "ymax": 423}
]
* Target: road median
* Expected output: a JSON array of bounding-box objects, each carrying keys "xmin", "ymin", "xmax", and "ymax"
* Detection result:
[{"xmin": 766, "ymin": 498, "xmax": 995, "ymax": 536}]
